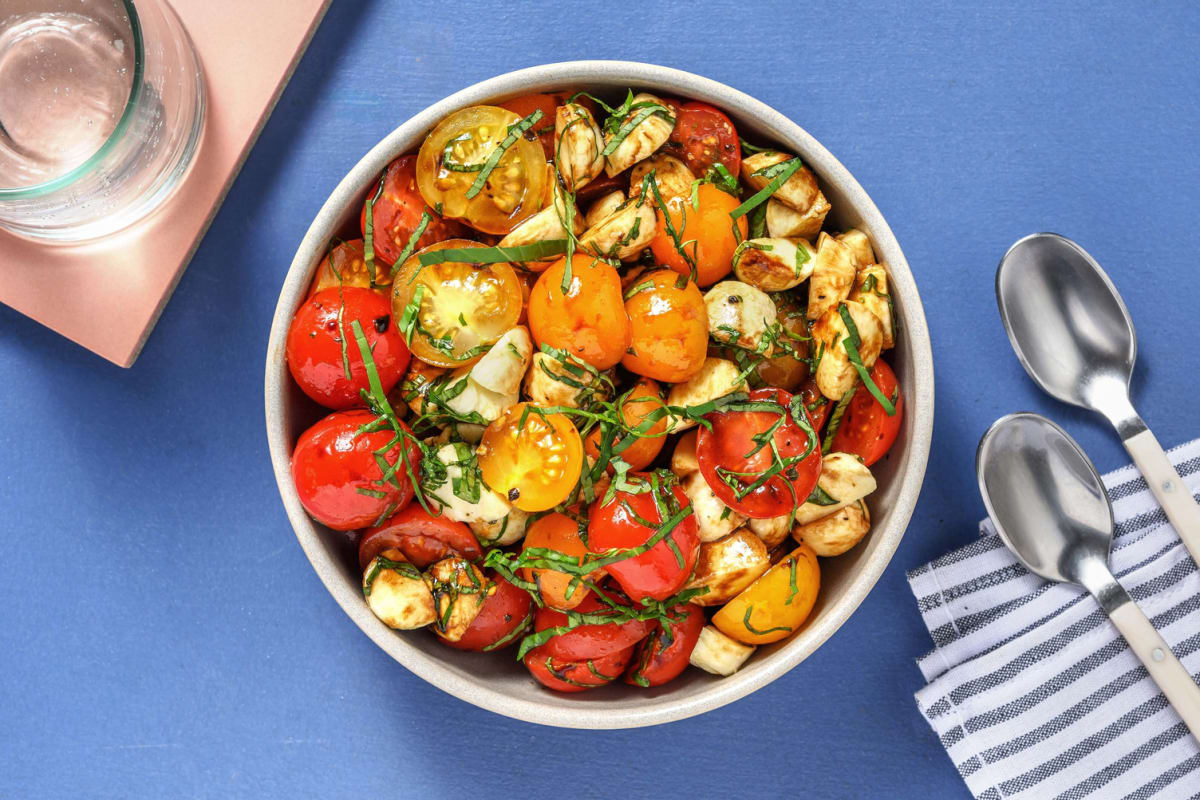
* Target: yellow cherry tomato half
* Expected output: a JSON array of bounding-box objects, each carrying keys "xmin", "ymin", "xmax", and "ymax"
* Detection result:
[
  {"xmin": 712, "ymin": 543, "xmax": 820, "ymax": 645},
  {"xmin": 391, "ymin": 239, "xmax": 523, "ymax": 369},
  {"xmin": 416, "ymin": 105, "xmax": 548, "ymax": 235},
  {"xmin": 477, "ymin": 403, "xmax": 583, "ymax": 512}
]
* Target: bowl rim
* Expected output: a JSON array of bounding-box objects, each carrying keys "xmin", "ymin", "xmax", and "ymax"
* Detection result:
[{"xmin": 265, "ymin": 59, "xmax": 934, "ymax": 729}]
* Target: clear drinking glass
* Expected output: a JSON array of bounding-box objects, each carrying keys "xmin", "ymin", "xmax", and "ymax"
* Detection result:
[{"xmin": 0, "ymin": 0, "xmax": 204, "ymax": 241}]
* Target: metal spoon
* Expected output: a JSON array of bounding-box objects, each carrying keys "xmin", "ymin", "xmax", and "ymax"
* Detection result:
[
  {"xmin": 996, "ymin": 233, "xmax": 1200, "ymax": 568},
  {"xmin": 977, "ymin": 412, "xmax": 1200, "ymax": 741}
]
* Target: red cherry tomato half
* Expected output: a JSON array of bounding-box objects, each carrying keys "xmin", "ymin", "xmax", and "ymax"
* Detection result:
[
  {"xmin": 358, "ymin": 504, "xmax": 481, "ymax": 570},
  {"xmin": 665, "ymin": 100, "xmax": 741, "ymax": 178},
  {"xmin": 830, "ymin": 360, "xmax": 904, "ymax": 466},
  {"xmin": 535, "ymin": 591, "xmax": 656, "ymax": 661},
  {"xmin": 291, "ymin": 410, "xmax": 419, "ymax": 531},
  {"xmin": 624, "ymin": 602, "xmax": 705, "ymax": 688},
  {"xmin": 801, "ymin": 379, "xmax": 832, "ymax": 432},
  {"xmin": 574, "ymin": 171, "xmax": 626, "ymax": 204},
  {"xmin": 440, "ymin": 575, "xmax": 533, "ymax": 652},
  {"xmin": 587, "ymin": 474, "xmax": 700, "ymax": 603},
  {"xmin": 524, "ymin": 643, "xmax": 636, "ymax": 693},
  {"xmin": 286, "ymin": 287, "xmax": 410, "ymax": 410},
  {"xmin": 697, "ymin": 388, "xmax": 822, "ymax": 519},
  {"xmin": 360, "ymin": 155, "xmax": 468, "ymax": 267}
]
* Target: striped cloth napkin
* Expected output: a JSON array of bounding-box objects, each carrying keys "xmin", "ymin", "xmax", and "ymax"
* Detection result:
[{"xmin": 909, "ymin": 437, "xmax": 1200, "ymax": 799}]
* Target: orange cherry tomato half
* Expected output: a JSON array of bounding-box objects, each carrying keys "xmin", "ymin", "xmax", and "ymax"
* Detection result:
[
  {"xmin": 528, "ymin": 254, "xmax": 631, "ymax": 370},
  {"xmin": 497, "ymin": 92, "xmax": 567, "ymax": 160},
  {"xmin": 583, "ymin": 377, "xmax": 668, "ymax": 472},
  {"xmin": 358, "ymin": 503, "xmax": 481, "ymax": 570},
  {"xmin": 696, "ymin": 388, "xmax": 822, "ymax": 519},
  {"xmin": 524, "ymin": 643, "xmax": 635, "ymax": 693},
  {"xmin": 520, "ymin": 512, "xmax": 594, "ymax": 610},
  {"xmin": 439, "ymin": 575, "xmax": 533, "ymax": 652},
  {"xmin": 620, "ymin": 269, "xmax": 708, "ymax": 383},
  {"xmin": 391, "ymin": 239, "xmax": 524, "ymax": 369},
  {"xmin": 830, "ymin": 359, "xmax": 903, "ymax": 466},
  {"xmin": 649, "ymin": 182, "xmax": 746, "ymax": 288},
  {"xmin": 360, "ymin": 155, "xmax": 468, "ymax": 268},
  {"xmin": 624, "ymin": 602, "xmax": 705, "ymax": 687},
  {"xmin": 291, "ymin": 410, "xmax": 419, "ymax": 531},
  {"xmin": 477, "ymin": 403, "xmax": 584, "ymax": 512},
  {"xmin": 286, "ymin": 287, "xmax": 410, "ymax": 410},
  {"xmin": 587, "ymin": 473, "xmax": 700, "ymax": 603}
]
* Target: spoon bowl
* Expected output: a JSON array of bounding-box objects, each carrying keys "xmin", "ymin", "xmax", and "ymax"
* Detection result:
[
  {"xmin": 996, "ymin": 233, "xmax": 1137, "ymax": 424},
  {"xmin": 976, "ymin": 413, "xmax": 1114, "ymax": 588}
]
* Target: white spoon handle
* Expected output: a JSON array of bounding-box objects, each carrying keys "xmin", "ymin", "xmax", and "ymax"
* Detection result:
[
  {"xmin": 1108, "ymin": 599, "xmax": 1200, "ymax": 742},
  {"xmin": 1124, "ymin": 428, "xmax": 1200, "ymax": 567}
]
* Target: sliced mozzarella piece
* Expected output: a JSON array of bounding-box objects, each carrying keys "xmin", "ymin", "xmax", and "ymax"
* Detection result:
[
  {"xmin": 848, "ymin": 264, "xmax": 894, "ymax": 350},
  {"xmin": 426, "ymin": 557, "xmax": 490, "ymax": 642},
  {"xmin": 524, "ymin": 351, "xmax": 611, "ymax": 409},
  {"xmin": 792, "ymin": 452, "xmax": 876, "ymax": 525},
  {"xmin": 794, "ymin": 499, "xmax": 870, "ymax": 557},
  {"xmin": 765, "ymin": 196, "xmax": 828, "ymax": 240},
  {"xmin": 733, "ymin": 237, "xmax": 816, "ymax": 292},
  {"xmin": 629, "ymin": 153, "xmax": 695, "ymax": 201},
  {"xmin": 704, "ymin": 281, "xmax": 778, "ymax": 352},
  {"xmin": 837, "ymin": 228, "xmax": 875, "ymax": 269},
  {"xmin": 578, "ymin": 197, "xmax": 657, "ymax": 261},
  {"xmin": 554, "ymin": 102, "xmax": 605, "ymax": 191},
  {"xmin": 585, "ymin": 190, "xmax": 626, "ymax": 228},
  {"xmin": 681, "ymin": 471, "xmax": 746, "ymax": 543},
  {"xmin": 469, "ymin": 506, "xmax": 531, "ymax": 547},
  {"xmin": 426, "ymin": 443, "xmax": 512, "ymax": 524},
  {"xmin": 684, "ymin": 527, "xmax": 771, "ymax": 606},
  {"xmin": 363, "ymin": 550, "xmax": 437, "ymax": 630},
  {"xmin": 811, "ymin": 299, "xmax": 885, "ymax": 401},
  {"xmin": 747, "ymin": 515, "xmax": 792, "ymax": 549},
  {"xmin": 665, "ymin": 357, "xmax": 746, "ymax": 432},
  {"xmin": 689, "ymin": 625, "xmax": 756, "ymax": 676},
  {"xmin": 671, "ymin": 429, "xmax": 700, "ymax": 478},
  {"xmin": 807, "ymin": 232, "xmax": 858, "ymax": 321},
  {"xmin": 603, "ymin": 93, "xmax": 674, "ymax": 176}
]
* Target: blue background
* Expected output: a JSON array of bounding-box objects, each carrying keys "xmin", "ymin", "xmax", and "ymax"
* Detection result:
[{"xmin": 3, "ymin": 1, "xmax": 1199, "ymax": 796}]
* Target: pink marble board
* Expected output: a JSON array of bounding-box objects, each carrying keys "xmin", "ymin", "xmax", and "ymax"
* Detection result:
[{"xmin": 0, "ymin": 0, "xmax": 330, "ymax": 367}]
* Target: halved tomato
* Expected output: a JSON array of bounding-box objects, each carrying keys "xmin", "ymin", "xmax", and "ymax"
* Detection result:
[
  {"xmin": 624, "ymin": 602, "xmax": 705, "ymax": 687},
  {"xmin": 390, "ymin": 239, "xmax": 523, "ymax": 368},
  {"xmin": 696, "ymin": 388, "xmax": 821, "ymax": 519},
  {"xmin": 663, "ymin": 100, "xmax": 741, "ymax": 177},
  {"xmin": 416, "ymin": 106, "xmax": 548, "ymax": 234},
  {"xmin": 360, "ymin": 155, "xmax": 468, "ymax": 268},
  {"xmin": 830, "ymin": 359, "xmax": 903, "ymax": 466},
  {"xmin": 524, "ymin": 643, "xmax": 635, "ymax": 693},
  {"xmin": 587, "ymin": 473, "xmax": 700, "ymax": 603},
  {"xmin": 476, "ymin": 403, "xmax": 583, "ymax": 512},
  {"xmin": 534, "ymin": 592, "xmax": 655, "ymax": 661},
  {"xmin": 358, "ymin": 504, "xmax": 481, "ymax": 570}
]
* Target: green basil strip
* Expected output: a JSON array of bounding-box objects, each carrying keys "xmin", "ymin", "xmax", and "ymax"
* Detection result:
[
  {"xmin": 417, "ymin": 240, "xmax": 568, "ymax": 267},
  {"xmin": 465, "ymin": 110, "xmax": 544, "ymax": 200},
  {"xmin": 729, "ymin": 158, "xmax": 803, "ymax": 222},
  {"xmin": 837, "ymin": 303, "xmax": 896, "ymax": 416},
  {"xmin": 742, "ymin": 605, "xmax": 792, "ymax": 636}
]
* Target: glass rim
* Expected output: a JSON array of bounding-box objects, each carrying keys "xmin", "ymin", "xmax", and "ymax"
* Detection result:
[{"xmin": 0, "ymin": 0, "xmax": 145, "ymax": 199}]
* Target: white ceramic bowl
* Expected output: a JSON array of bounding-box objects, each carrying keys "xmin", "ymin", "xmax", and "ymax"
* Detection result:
[{"xmin": 265, "ymin": 61, "xmax": 933, "ymax": 729}]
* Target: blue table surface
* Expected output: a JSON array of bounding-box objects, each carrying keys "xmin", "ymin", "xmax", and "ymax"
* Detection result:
[{"xmin": 4, "ymin": 1, "xmax": 1200, "ymax": 796}]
